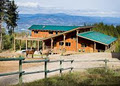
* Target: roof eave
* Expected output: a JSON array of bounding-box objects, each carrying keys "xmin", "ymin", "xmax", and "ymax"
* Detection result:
[{"xmin": 77, "ymin": 35, "xmax": 109, "ymax": 45}]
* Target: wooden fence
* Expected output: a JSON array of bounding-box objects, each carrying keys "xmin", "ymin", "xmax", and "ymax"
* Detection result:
[
  {"xmin": 0, "ymin": 56, "xmax": 73, "ymax": 85},
  {"xmin": 0, "ymin": 57, "xmax": 119, "ymax": 85}
]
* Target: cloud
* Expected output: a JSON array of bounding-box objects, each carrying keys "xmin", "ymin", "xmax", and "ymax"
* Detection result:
[
  {"xmin": 15, "ymin": 0, "xmax": 120, "ymax": 17},
  {"xmin": 69, "ymin": 10, "xmax": 120, "ymax": 17},
  {"xmin": 16, "ymin": 2, "xmax": 39, "ymax": 8},
  {"xmin": 17, "ymin": 6, "xmax": 120, "ymax": 17}
]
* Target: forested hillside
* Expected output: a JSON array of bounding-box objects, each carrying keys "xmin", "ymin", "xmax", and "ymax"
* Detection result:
[{"xmin": 93, "ymin": 23, "xmax": 120, "ymax": 52}]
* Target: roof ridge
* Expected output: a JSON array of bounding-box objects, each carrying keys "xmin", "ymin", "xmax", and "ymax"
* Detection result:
[
  {"xmin": 31, "ymin": 25, "xmax": 81, "ymax": 27},
  {"xmin": 78, "ymin": 31, "xmax": 94, "ymax": 35},
  {"xmin": 28, "ymin": 25, "xmax": 84, "ymax": 31}
]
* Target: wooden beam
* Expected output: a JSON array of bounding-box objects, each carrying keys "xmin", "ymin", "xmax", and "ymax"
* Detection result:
[
  {"xmin": 42, "ymin": 41, "xmax": 45, "ymax": 51},
  {"xmin": 94, "ymin": 42, "xmax": 96, "ymax": 52},
  {"xmin": 20, "ymin": 40, "xmax": 21, "ymax": 50},
  {"xmin": 38, "ymin": 40, "xmax": 39, "ymax": 51},
  {"xmin": 63, "ymin": 34, "xmax": 66, "ymax": 49},
  {"xmin": 36, "ymin": 41, "xmax": 37, "ymax": 50},
  {"xmin": 51, "ymin": 38, "xmax": 53, "ymax": 50},
  {"xmin": 105, "ymin": 45, "xmax": 108, "ymax": 50},
  {"xmin": 26, "ymin": 39, "xmax": 27, "ymax": 50},
  {"xmin": 76, "ymin": 30, "xmax": 79, "ymax": 52},
  {"xmin": 31, "ymin": 41, "xmax": 33, "ymax": 49}
]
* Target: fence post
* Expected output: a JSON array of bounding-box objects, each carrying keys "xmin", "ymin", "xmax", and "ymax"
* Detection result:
[
  {"xmin": 70, "ymin": 60, "xmax": 74, "ymax": 73},
  {"xmin": 104, "ymin": 59, "xmax": 108, "ymax": 72},
  {"xmin": 19, "ymin": 56, "xmax": 23, "ymax": 85},
  {"xmin": 60, "ymin": 60, "xmax": 62, "ymax": 76},
  {"xmin": 44, "ymin": 58, "xmax": 48, "ymax": 78}
]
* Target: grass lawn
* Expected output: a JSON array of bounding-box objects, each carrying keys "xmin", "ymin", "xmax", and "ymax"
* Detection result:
[{"xmin": 13, "ymin": 68, "xmax": 120, "ymax": 86}]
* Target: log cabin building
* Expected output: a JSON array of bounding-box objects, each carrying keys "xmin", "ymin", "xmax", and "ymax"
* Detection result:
[{"xmin": 24, "ymin": 25, "xmax": 117, "ymax": 53}]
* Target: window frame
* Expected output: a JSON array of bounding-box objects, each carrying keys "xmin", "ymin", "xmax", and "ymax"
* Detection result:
[
  {"xmin": 56, "ymin": 32, "xmax": 58, "ymax": 34},
  {"xmin": 34, "ymin": 31, "xmax": 38, "ymax": 34},
  {"xmin": 59, "ymin": 42, "xmax": 64, "ymax": 46},
  {"xmin": 81, "ymin": 43, "xmax": 87, "ymax": 47},
  {"xmin": 65, "ymin": 42, "xmax": 71, "ymax": 46},
  {"xmin": 49, "ymin": 31, "xmax": 53, "ymax": 34}
]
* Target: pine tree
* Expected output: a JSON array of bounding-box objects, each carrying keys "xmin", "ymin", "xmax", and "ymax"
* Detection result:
[
  {"xmin": 0, "ymin": 0, "xmax": 18, "ymax": 50},
  {"xmin": 5, "ymin": 0, "xmax": 19, "ymax": 35},
  {"xmin": 0, "ymin": 0, "xmax": 6, "ymax": 50}
]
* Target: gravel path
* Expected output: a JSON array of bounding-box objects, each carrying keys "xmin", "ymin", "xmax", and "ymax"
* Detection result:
[{"xmin": 0, "ymin": 52, "xmax": 120, "ymax": 86}]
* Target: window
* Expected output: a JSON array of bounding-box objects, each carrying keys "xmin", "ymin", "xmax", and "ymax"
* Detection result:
[
  {"xmin": 34, "ymin": 31, "xmax": 38, "ymax": 34},
  {"xmin": 56, "ymin": 32, "xmax": 58, "ymax": 34},
  {"xmin": 54, "ymin": 42, "xmax": 57, "ymax": 46},
  {"xmin": 59, "ymin": 42, "xmax": 64, "ymax": 46},
  {"xmin": 66, "ymin": 42, "xmax": 71, "ymax": 46},
  {"xmin": 71, "ymin": 35, "xmax": 76, "ymax": 39},
  {"xmin": 81, "ymin": 43, "xmax": 87, "ymax": 47},
  {"xmin": 49, "ymin": 31, "xmax": 53, "ymax": 34}
]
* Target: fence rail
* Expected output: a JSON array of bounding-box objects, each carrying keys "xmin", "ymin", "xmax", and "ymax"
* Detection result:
[
  {"xmin": 0, "ymin": 57, "xmax": 73, "ymax": 85},
  {"xmin": 0, "ymin": 57, "xmax": 119, "ymax": 85}
]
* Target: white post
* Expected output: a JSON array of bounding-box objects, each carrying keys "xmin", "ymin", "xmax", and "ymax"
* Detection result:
[
  {"xmin": 94, "ymin": 42, "xmax": 96, "ymax": 52},
  {"xmin": 76, "ymin": 30, "xmax": 79, "ymax": 52},
  {"xmin": 63, "ymin": 34, "xmax": 66, "ymax": 49}
]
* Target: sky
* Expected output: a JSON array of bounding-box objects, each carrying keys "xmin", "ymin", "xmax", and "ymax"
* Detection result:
[{"xmin": 14, "ymin": 0, "xmax": 120, "ymax": 17}]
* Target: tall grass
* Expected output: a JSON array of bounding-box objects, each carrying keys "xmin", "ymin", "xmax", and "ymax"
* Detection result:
[{"xmin": 13, "ymin": 68, "xmax": 120, "ymax": 86}]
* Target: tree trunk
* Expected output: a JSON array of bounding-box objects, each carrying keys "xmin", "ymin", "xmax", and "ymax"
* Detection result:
[
  {"xmin": 0, "ymin": 19, "xmax": 2, "ymax": 51},
  {"xmin": 0, "ymin": 15, "xmax": 4, "ymax": 51}
]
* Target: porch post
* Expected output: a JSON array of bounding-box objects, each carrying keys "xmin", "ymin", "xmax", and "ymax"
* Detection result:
[
  {"xmin": 20, "ymin": 40, "xmax": 21, "ymax": 50},
  {"xmin": 63, "ymin": 34, "xmax": 66, "ymax": 49},
  {"xmin": 105, "ymin": 45, "xmax": 108, "ymax": 50},
  {"xmin": 51, "ymin": 38, "xmax": 53, "ymax": 50},
  {"xmin": 94, "ymin": 42, "xmax": 96, "ymax": 52},
  {"xmin": 42, "ymin": 41, "xmax": 45, "ymax": 50},
  {"xmin": 26, "ymin": 39, "xmax": 27, "ymax": 50},
  {"xmin": 76, "ymin": 30, "xmax": 79, "ymax": 52},
  {"xmin": 31, "ymin": 40, "xmax": 33, "ymax": 49},
  {"xmin": 14, "ymin": 38, "xmax": 16, "ymax": 51},
  {"xmin": 38, "ymin": 40, "xmax": 39, "ymax": 51}
]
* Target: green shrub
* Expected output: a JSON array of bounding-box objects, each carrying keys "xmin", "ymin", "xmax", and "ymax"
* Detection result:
[
  {"xmin": 3, "ymin": 35, "xmax": 12, "ymax": 49},
  {"xmin": 87, "ymin": 68, "xmax": 115, "ymax": 75}
]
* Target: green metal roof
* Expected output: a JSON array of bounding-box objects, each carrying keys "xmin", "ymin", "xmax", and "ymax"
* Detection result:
[
  {"xmin": 28, "ymin": 25, "xmax": 80, "ymax": 31},
  {"xmin": 77, "ymin": 31, "xmax": 117, "ymax": 45}
]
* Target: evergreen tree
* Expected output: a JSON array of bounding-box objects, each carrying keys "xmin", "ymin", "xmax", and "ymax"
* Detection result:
[
  {"xmin": 5, "ymin": 0, "xmax": 19, "ymax": 35},
  {"xmin": 0, "ymin": 0, "xmax": 8, "ymax": 50},
  {"xmin": 0, "ymin": 0, "xmax": 18, "ymax": 50}
]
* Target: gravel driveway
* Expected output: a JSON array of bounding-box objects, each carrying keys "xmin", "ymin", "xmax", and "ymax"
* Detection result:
[{"xmin": 0, "ymin": 52, "xmax": 120, "ymax": 86}]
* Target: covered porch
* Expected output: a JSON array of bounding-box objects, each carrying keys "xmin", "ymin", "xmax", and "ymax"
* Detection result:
[{"xmin": 77, "ymin": 31, "xmax": 117, "ymax": 52}]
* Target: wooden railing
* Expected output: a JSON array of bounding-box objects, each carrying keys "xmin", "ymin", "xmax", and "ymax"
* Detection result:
[
  {"xmin": 0, "ymin": 57, "xmax": 119, "ymax": 85},
  {"xmin": 0, "ymin": 57, "xmax": 73, "ymax": 85}
]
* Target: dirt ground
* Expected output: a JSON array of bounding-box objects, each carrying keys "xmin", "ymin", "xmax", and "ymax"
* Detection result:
[
  {"xmin": 0, "ymin": 52, "xmax": 120, "ymax": 86},
  {"xmin": 0, "ymin": 59, "xmax": 44, "ymax": 73},
  {"xmin": 0, "ymin": 50, "xmax": 22, "ymax": 58},
  {"xmin": 0, "ymin": 51, "xmax": 55, "ymax": 73}
]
